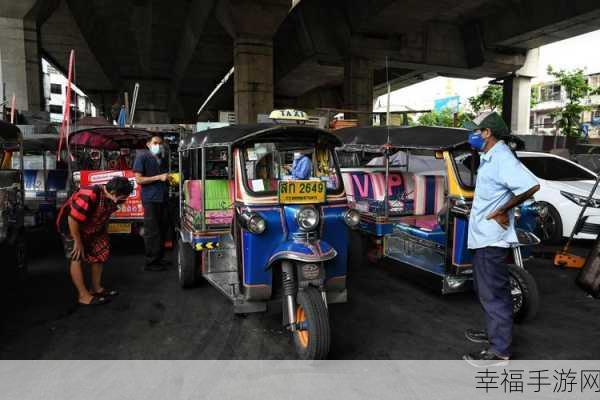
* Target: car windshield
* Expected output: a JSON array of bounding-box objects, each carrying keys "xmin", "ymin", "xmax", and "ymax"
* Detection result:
[
  {"xmin": 241, "ymin": 142, "xmax": 341, "ymax": 194},
  {"xmin": 519, "ymin": 156, "xmax": 596, "ymax": 181}
]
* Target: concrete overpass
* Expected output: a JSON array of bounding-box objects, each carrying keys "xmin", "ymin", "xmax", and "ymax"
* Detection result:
[{"xmin": 1, "ymin": 0, "xmax": 600, "ymax": 129}]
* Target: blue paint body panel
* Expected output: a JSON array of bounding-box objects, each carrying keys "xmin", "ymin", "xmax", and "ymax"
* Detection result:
[
  {"xmin": 358, "ymin": 219, "xmax": 393, "ymax": 236},
  {"xmin": 241, "ymin": 205, "xmax": 349, "ymax": 287},
  {"xmin": 394, "ymin": 223, "xmax": 446, "ymax": 245},
  {"xmin": 453, "ymin": 217, "xmax": 472, "ymax": 265}
]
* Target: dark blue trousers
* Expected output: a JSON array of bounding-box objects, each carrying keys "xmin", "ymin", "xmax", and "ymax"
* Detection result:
[{"xmin": 472, "ymin": 246, "xmax": 512, "ymax": 357}]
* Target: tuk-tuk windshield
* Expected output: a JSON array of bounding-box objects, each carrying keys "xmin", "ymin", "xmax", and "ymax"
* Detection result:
[
  {"xmin": 451, "ymin": 149, "xmax": 479, "ymax": 189},
  {"xmin": 241, "ymin": 142, "xmax": 342, "ymax": 194}
]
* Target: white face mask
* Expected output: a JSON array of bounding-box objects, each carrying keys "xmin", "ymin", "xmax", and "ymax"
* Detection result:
[
  {"xmin": 149, "ymin": 144, "xmax": 161, "ymax": 155},
  {"xmin": 293, "ymin": 152, "xmax": 302, "ymax": 160}
]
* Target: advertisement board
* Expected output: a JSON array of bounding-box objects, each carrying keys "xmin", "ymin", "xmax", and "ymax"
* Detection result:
[{"xmin": 79, "ymin": 169, "xmax": 144, "ymax": 219}]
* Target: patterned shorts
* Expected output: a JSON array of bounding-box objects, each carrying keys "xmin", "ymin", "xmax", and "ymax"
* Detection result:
[{"xmin": 61, "ymin": 232, "xmax": 111, "ymax": 264}]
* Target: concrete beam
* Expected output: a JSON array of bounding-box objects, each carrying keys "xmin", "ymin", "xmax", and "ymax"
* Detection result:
[
  {"xmin": 482, "ymin": 0, "xmax": 600, "ymax": 49},
  {"xmin": 0, "ymin": 1, "xmax": 36, "ymax": 18},
  {"xmin": 167, "ymin": 0, "xmax": 216, "ymax": 119}
]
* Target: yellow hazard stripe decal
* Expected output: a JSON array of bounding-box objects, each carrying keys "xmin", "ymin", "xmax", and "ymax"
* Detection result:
[{"xmin": 194, "ymin": 242, "xmax": 221, "ymax": 251}]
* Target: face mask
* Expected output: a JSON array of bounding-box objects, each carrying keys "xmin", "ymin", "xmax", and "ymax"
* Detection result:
[
  {"xmin": 468, "ymin": 131, "xmax": 485, "ymax": 151},
  {"xmin": 293, "ymin": 152, "xmax": 302, "ymax": 160},
  {"xmin": 150, "ymin": 144, "xmax": 161, "ymax": 155}
]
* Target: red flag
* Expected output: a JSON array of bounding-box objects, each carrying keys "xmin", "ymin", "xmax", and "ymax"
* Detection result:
[{"xmin": 58, "ymin": 50, "xmax": 75, "ymax": 161}]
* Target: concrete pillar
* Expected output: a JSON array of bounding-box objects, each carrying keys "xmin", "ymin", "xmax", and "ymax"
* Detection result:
[
  {"xmin": 234, "ymin": 36, "xmax": 274, "ymax": 124},
  {"xmin": 0, "ymin": 16, "xmax": 41, "ymax": 112},
  {"xmin": 216, "ymin": 0, "xmax": 290, "ymax": 124},
  {"xmin": 344, "ymin": 56, "xmax": 373, "ymax": 126},
  {"xmin": 502, "ymin": 49, "xmax": 538, "ymax": 135}
]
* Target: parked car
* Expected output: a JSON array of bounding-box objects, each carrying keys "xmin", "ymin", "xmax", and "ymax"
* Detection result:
[
  {"xmin": 516, "ymin": 151, "xmax": 600, "ymax": 243},
  {"xmin": 570, "ymin": 143, "xmax": 600, "ymax": 173}
]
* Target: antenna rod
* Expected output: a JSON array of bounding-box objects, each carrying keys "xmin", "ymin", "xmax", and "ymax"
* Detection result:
[{"xmin": 197, "ymin": 67, "xmax": 234, "ymax": 116}]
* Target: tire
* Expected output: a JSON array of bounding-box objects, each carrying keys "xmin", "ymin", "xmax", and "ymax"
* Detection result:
[
  {"xmin": 536, "ymin": 202, "xmax": 563, "ymax": 244},
  {"xmin": 293, "ymin": 286, "xmax": 331, "ymax": 360},
  {"xmin": 508, "ymin": 264, "xmax": 540, "ymax": 323},
  {"xmin": 177, "ymin": 238, "xmax": 198, "ymax": 289}
]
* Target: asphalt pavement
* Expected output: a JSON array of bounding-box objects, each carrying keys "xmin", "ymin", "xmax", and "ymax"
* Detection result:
[{"xmin": 1, "ymin": 231, "xmax": 599, "ymax": 359}]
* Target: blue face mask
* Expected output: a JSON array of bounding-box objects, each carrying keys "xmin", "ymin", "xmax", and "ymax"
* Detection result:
[
  {"xmin": 149, "ymin": 144, "xmax": 161, "ymax": 156},
  {"xmin": 468, "ymin": 131, "xmax": 485, "ymax": 151}
]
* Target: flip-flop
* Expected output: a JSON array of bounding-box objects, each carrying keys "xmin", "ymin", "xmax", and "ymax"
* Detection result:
[
  {"xmin": 79, "ymin": 296, "xmax": 111, "ymax": 306},
  {"xmin": 92, "ymin": 288, "xmax": 119, "ymax": 297}
]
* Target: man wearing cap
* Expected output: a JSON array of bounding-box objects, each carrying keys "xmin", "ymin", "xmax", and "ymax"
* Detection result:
[{"xmin": 462, "ymin": 112, "xmax": 540, "ymax": 365}]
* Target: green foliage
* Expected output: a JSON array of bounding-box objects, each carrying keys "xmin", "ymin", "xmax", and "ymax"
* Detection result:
[
  {"xmin": 469, "ymin": 85, "xmax": 503, "ymax": 114},
  {"xmin": 547, "ymin": 66, "xmax": 600, "ymax": 138},
  {"xmin": 417, "ymin": 108, "xmax": 470, "ymax": 127},
  {"xmin": 530, "ymin": 84, "xmax": 540, "ymax": 109}
]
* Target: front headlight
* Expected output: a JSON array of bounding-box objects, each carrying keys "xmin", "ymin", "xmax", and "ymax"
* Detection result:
[
  {"xmin": 247, "ymin": 213, "xmax": 266, "ymax": 234},
  {"xmin": 239, "ymin": 211, "xmax": 266, "ymax": 234},
  {"xmin": 297, "ymin": 207, "xmax": 319, "ymax": 231},
  {"xmin": 560, "ymin": 191, "xmax": 600, "ymax": 208},
  {"xmin": 343, "ymin": 208, "xmax": 360, "ymax": 227}
]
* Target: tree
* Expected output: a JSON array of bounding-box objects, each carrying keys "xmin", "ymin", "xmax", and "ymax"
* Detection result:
[
  {"xmin": 417, "ymin": 108, "xmax": 470, "ymax": 127},
  {"xmin": 469, "ymin": 85, "xmax": 503, "ymax": 114},
  {"xmin": 547, "ymin": 66, "xmax": 600, "ymax": 138}
]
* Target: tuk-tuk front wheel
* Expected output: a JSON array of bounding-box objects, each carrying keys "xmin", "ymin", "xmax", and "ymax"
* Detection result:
[
  {"xmin": 177, "ymin": 239, "xmax": 198, "ymax": 289},
  {"xmin": 508, "ymin": 264, "xmax": 539, "ymax": 323},
  {"xmin": 293, "ymin": 287, "xmax": 331, "ymax": 360}
]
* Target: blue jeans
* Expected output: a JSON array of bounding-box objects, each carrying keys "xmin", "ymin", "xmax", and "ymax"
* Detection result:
[{"xmin": 472, "ymin": 246, "xmax": 512, "ymax": 357}]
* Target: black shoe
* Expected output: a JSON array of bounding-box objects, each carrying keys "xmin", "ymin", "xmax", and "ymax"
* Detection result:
[
  {"xmin": 144, "ymin": 263, "xmax": 167, "ymax": 272},
  {"xmin": 463, "ymin": 349, "xmax": 510, "ymax": 367},
  {"xmin": 465, "ymin": 328, "xmax": 489, "ymax": 344}
]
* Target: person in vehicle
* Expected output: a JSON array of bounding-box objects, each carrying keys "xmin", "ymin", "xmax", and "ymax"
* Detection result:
[
  {"xmin": 290, "ymin": 151, "xmax": 312, "ymax": 179},
  {"xmin": 56, "ymin": 176, "xmax": 133, "ymax": 306},
  {"xmin": 462, "ymin": 112, "xmax": 540, "ymax": 365},
  {"xmin": 133, "ymin": 135, "xmax": 170, "ymax": 271}
]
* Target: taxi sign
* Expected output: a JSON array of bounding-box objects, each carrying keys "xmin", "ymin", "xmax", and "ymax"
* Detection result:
[
  {"xmin": 269, "ymin": 109, "xmax": 308, "ymax": 123},
  {"xmin": 278, "ymin": 180, "xmax": 325, "ymax": 204}
]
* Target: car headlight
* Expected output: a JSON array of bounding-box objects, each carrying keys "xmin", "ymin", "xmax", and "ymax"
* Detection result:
[
  {"xmin": 343, "ymin": 208, "xmax": 360, "ymax": 227},
  {"xmin": 296, "ymin": 207, "xmax": 319, "ymax": 231},
  {"xmin": 560, "ymin": 191, "xmax": 600, "ymax": 208}
]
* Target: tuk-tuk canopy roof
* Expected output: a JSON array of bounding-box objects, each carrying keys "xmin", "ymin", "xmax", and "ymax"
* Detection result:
[
  {"xmin": 180, "ymin": 124, "xmax": 342, "ymax": 150},
  {"xmin": 0, "ymin": 120, "xmax": 22, "ymax": 149},
  {"xmin": 68, "ymin": 126, "xmax": 153, "ymax": 150},
  {"xmin": 337, "ymin": 125, "xmax": 470, "ymax": 151}
]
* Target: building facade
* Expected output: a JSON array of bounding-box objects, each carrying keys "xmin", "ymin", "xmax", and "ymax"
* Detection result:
[
  {"xmin": 42, "ymin": 59, "xmax": 97, "ymax": 123},
  {"xmin": 531, "ymin": 72, "xmax": 600, "ymax": 138}
]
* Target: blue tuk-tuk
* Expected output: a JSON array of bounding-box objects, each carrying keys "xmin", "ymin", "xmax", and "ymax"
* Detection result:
[
  {"xmin": 0, "ymin": 121, "xmax": 27, "ymax": 279},
  {"xmin": 337, "ymin": 126, "xmax": 541, "ymax": 322},
  {"xmin": 176, "ymin": 124, "xmax": 359, "ymax": 359}
]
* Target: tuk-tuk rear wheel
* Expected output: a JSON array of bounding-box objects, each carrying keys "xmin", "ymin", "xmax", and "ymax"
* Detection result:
[
  {"xmin": 177, "ymin": 239, "xmax": 198, "ymax": 289},
  {"xmin": 508, "ymin": 264, "xmax": 539, "ymax": 323},
  {"xmin": 293, "ymin": 287, "xmax": 330, "ymax": 360}
]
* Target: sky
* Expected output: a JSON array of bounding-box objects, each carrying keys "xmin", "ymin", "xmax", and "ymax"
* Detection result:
[{"xmin": 375, "ymin": 29, "xmax": 600, "ymax": 112}]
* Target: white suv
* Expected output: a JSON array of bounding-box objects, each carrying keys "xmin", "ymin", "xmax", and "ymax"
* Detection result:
[{"xmin": 516, "ymin": 151, "xmax": 600, "ymax": 242}]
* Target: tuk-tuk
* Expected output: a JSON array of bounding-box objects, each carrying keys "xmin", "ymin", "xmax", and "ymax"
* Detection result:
[
  {"xmin": 177, "ymin": 123, "xmax": 358, "ymax": 359},
  {"xmin": 337, "ymin": 125, "xmax": 541, "ymax": 322},
  {"xmin": 17, "ymin": 136, "xmax": 68, "ymax": 228},
  {"xmin": 0, "ymin": 121, "xmax": 27, "ymax": 278},
  {"xmin": 61, "ymin": 126, "xmax": 153, "ymax": 235}
]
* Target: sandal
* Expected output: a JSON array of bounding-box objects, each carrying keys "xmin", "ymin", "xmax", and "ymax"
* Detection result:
[
  {"xmin": 92, "ymin": 288, "xmax": 119, "ymax": 297},
  {"xmin": 79, "ymin": 296, "xmax": 111, "ymax": 306}
]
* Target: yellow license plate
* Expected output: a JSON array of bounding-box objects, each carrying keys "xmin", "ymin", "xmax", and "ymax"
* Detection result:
[
  {"xmin": 108, "ymin": 223, "xmax": 132, "ymax": 234},
  {"xmin": 278, "ymin": 180, "xmax": 326, "ymax": 204}
]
